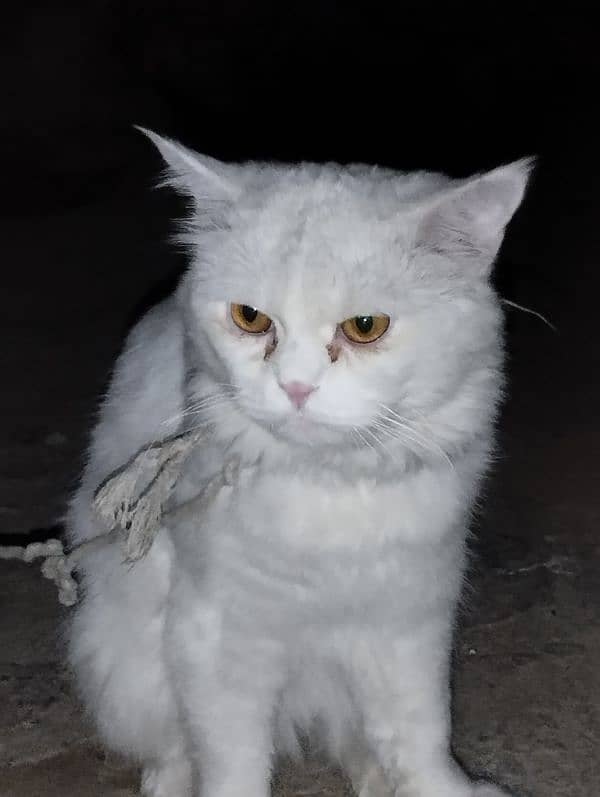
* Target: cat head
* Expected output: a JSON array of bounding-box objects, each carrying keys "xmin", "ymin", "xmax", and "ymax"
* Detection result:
[{"xmin": 140, "ymin": 128, "xmax": 532, "ymax": 462}]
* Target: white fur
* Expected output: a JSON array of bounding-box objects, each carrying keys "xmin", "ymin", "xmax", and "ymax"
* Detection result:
[{"xmin": 68, "ymin": 130, "xmax": 531, "ymax": 796}]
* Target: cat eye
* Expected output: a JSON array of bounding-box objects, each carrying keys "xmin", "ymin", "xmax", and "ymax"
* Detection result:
[
  {"xmin": 231, "ymin": 303, "xmax": 273, "ymax": 334},
  {"xmin": 340, "ymin": 314, "xmax": 390, "ymax": 344}
]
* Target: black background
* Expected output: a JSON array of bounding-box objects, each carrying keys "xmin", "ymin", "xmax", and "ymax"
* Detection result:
[{"xmin": 6, "ymin": 5, "xmax": 599, "ymax": 196}]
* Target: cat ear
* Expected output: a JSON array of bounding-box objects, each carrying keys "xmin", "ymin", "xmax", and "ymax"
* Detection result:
[
  {"xmin": 135, "ymin": 126, "xmax": 240, "ymax": 204},
  {"xmin": 415, "ymin": 158, "xmax": 534, "ymax": 276}
]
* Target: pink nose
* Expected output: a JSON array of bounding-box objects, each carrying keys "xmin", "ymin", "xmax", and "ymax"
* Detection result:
[{"xmin": 279, "ymin": 380, "xmax": 317, "ymax": 409}]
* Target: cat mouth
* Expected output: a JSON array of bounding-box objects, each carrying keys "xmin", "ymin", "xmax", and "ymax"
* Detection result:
[
  {"xmin": 242, "ymin": 400, "xmax": 354, "ymax": 444},
  {"xmin": 267, "ymin": 409, "xmax": 354, "ymax": 446},
  {"xmin": 285, "ymin": 412, "xmax": 314, "ymax": 428},
  {"xmin": 268, "ymin": 411, "xmax": 317, "ymax": 436}
]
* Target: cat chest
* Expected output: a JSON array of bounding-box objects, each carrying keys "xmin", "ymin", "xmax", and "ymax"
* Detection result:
[
  {"xmin": 171, "ymin": 470, "xmax": 465, "ymax": 626},
  {"xmin": 204, "ymin": 469, "xmax": 463, "ymax": 550},
  {"xmin": 205, "ymin": 475, "xmax": 401, "ymax": 549}
]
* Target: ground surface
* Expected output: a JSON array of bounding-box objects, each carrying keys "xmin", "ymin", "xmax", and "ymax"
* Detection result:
[{"xmin": 1, "ymin": 167, "xmax": 598, "ymax": 796}]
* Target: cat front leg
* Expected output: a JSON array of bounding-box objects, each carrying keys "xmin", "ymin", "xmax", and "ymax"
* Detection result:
[
  {"xmin": 188, "ymin": 691, "xmax": 275, "ymax": 797},
  {"xmin": 343, "ymin": 624, "xmax": 513, "ymax": 797},
  {"xmin": 166, "ymin": 592, "xmax": 284, "ymax": 797},
  {"xmin": 340, "ymin": 734, "xmax": 394, "ymax": 797},
  {"xmin": 141, "ymin": 747, "xmax": 193, "ymax": 797}
]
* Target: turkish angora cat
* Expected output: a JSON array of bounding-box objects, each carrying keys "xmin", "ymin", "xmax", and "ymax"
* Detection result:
[{"xmin": 68, "ymin": 128, "xmax": 531, "ymax": 797}]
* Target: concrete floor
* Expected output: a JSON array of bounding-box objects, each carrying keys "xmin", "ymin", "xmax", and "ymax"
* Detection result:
[{"xmin": 1, "ymin": 170, "xmax": 598, "ymax": 796}]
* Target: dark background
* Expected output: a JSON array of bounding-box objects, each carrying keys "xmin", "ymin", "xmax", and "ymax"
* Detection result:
[
  {"xmin": 5, "ymin": 4, "xmax": 600, "ymax": 183},
  {"xmin": 4, "ymin": 2, "xmax": 599, "ymax": 316}
]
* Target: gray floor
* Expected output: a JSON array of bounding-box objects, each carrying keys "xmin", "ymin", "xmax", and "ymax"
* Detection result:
[{"xmin": 1, "ymin": 175, "xmax": 598, "ymax": 796}]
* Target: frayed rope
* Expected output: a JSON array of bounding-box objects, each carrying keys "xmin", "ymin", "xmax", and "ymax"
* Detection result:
[{"xmin": 0, "ymin": 427, "xmax": 238, "ymax": 606}]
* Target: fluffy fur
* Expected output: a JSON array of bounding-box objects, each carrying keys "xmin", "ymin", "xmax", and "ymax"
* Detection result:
[{"xmin": 67, "ymin": 129, "xmax": 531, "ymax": 797}]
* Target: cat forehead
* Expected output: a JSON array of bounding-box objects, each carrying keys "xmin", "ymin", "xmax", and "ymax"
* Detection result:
[
  {"xmin": 192, "ymin": 167, "xmax": 460, "ymax": 310},
  {"xmin": 235, "ymin": 165, "xmax": 448, "ymax": 229},
  {"xmin": 197, "ymin": 224, "xmax": 415, "ymax": 320},
  {"xmin": 225, "ymin": 174, "xmax": 424, "ymax": 271},
  {"xmin": 210, "ymin": 212, "xmax": 408, "ymax": 313},
  {"xmin": 237, "ymin": 201, "xmax": 402, "ymax": 265}
]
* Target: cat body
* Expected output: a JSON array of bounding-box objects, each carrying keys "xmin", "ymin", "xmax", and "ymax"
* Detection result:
[{"xmin": 68, "ymin": 132, "xmax": 530, "ymax": 797}]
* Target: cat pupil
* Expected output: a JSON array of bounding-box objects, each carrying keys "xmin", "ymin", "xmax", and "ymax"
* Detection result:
[
  {"xmin": 242, "ymin": 305, "xmax": 258, "ymax": 323},
  {"xmin": 356, "ymin": 316, "xmax": 373, "ymax": 333}
]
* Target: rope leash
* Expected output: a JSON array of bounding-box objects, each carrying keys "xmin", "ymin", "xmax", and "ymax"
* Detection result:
[{"xmin": 0, "ymin": 428, "xmax": 236, "ymax": 606}]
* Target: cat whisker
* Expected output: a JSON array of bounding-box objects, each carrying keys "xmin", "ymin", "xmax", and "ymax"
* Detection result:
[
  {"xmin": 375, "ymin": 416, "xmax": 436, "ymax": 454},
  {"xmin": 376, "ymin": 404, "xmax": 453, "ymax": 468},
  {"xmin": 160, "ymin": 388, "xmax": 239, "ymax": 429},
  {"xmin": 184, "ymin": 397, "xmax": 234, "ymax": 416},
  {"xmin": 377, "ymin": 402, "xmax": 422, "ymax": 426},
  {"xmin": 370, "ymin": 419, "xmax": 399, "ymax": 441},
  {"xmin": 185, "ymin": 389, "xmax": 238, "ymax": 412},
  {"xmin": 205, "ymin": 382, "xmax": 241, "ymax": 396},
  {"xmin": 159, "ymin": 393, "xmax": 239, "ymax": 438},
  {"xmin": 187, "ymin": 400, "xmax": 236, "ymax": 423},
  {"xmin": 380, "ymin": 422, "xmax": 451, "ymax": 468},
  {"xmin": 371, "ymin": 419, "xmax": 427, "ymax": 461},
  {"xmin": 352, "ymin": 426, "xmax": 376, "ymax": 454},
  {"xmin": 363, "ymin": 425, "xmax": 398, "ymax": 463},
  {"xmin": 162, "ymin": 401, "xmax": 227, "ymax": 428}
]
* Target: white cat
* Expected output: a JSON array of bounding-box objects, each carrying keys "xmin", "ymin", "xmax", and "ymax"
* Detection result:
[{"xmin": 67, "ymin": 129, "xmax": 531, "ymax": 797}]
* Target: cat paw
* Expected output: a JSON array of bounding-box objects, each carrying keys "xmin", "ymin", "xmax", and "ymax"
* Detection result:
[
  {"xmin": 356, "ymin": 770, "xmax": 393, "ymax": 797},
  {"xmin": 140, "ymin": 757, "xmax": 192, "ymax": 797}
]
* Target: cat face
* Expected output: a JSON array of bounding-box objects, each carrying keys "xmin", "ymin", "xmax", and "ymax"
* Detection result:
[{"xmin": 141, "ymin": 128, "xmax": 531, "ymax": 458}]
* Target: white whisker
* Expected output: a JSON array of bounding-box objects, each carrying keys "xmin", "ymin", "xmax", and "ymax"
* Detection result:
[
  {"xmin": 161, "ymin": 398, "xmax": 230, "ymax": 429},
  {"xmin": 501, "ymin": 298, "xmax": 556, "ymax": 331},
  {"xmin": 352, "ymin": 426, "xmax": 375, "ymax": 454},
  {"xmin": 349, "ymin": 428, "xmax": 361, "ymax": 452},
  {"xmin": 363, "ymin": 425, "xmax": 398, "ymax": 463},
  {"xmin": 376, "ymin": 403, "xmax": 453, "ymax": 468},
  {"xmin": 371, "ymin": 418, "xmax": 426, "ymax": 461},
  {"xmin": 158, "ymin": 385, "xmax": 241, "ymax": 436}
]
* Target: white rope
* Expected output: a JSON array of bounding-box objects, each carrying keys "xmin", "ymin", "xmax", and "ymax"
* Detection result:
[
  {"xmin": 0, "ymin": 427, "xmax": 235, "ymax": 606},
  {"xmin": 0, "ymin": 534, "xmax": 120, "ymax": 607},
  {"xmin": 93, "ymin": 428, "xmax": 210, "ymax": 562}
]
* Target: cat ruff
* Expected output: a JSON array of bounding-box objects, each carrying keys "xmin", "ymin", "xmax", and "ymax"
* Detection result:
[{"xmin": 0, "ymin": 428, "xmax": 239, "ymax": 606}]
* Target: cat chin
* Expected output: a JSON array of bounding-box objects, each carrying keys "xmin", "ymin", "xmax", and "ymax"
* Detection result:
[{"xmin": 252, "ymin": 411, "xmax": 351, "ymax": 448}]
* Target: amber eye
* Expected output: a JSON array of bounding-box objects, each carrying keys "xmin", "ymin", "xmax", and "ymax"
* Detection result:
[
  {"xmin": 231, "ymin": 303, "xmax": 272, "ymax": 334},
  {"xmin": 340, "ymin": 314, "xmax": 390, "ymax": 344}
]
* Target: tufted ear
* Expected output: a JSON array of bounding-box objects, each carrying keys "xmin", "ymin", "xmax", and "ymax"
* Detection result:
[
  {"xmin": 415, "ymin": 158, "xmax": 534, "ymax": 276},
  {"xmin": 135, "ymin": 126, "xmax": 240, "ymax": 205}
]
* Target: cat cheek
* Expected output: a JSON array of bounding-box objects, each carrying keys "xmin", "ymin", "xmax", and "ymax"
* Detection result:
[{"xmin": 204, "ymin": 300, "xmax": 229, "ymax": 327}]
